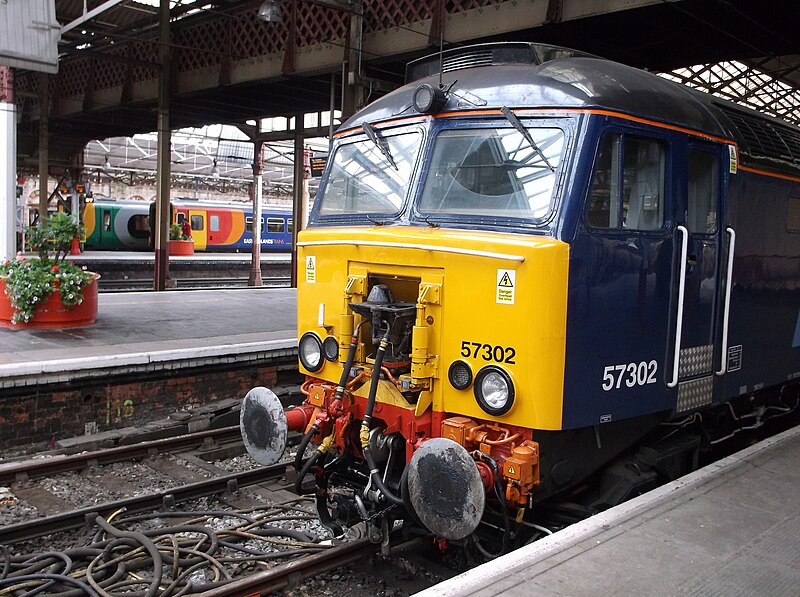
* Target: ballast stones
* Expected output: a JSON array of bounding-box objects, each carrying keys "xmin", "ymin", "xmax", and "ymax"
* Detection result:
[{"xmin": 240, "ymin": 386, "xmax": 287, "ymax": 465}]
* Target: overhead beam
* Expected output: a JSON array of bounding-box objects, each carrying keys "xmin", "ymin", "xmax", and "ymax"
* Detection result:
[{"xmin": 61, "ymin": 0, "xmax": 140, "ymax": 35}]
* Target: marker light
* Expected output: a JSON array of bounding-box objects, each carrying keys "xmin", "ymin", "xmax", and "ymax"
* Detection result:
[
  {"xmin": 448, "ymin": 360, "xmax": 473, "ymax": 390},
  {"xmin": 298, "ymin": 332, "xmax": 323, "ymax": 372},
  {"xmin": 323, "ymin": 336, "xmax": 340, "ymax": 361},
  {"xmin": 474, "ymin": 366, "xmax": 515, "ymax": 415},
  {"xmin": 412, "ymin": 84, "xmax": 448, "ymax": 114}
]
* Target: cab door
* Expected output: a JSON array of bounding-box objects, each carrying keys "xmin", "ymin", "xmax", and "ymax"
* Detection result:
[
  {"xmin": 668, "ymin": 143, "xmax": 730, "ymax": 412},
  {"xmin": 189, "ymin": 209, "xmax": 207, "ymax": 250}
]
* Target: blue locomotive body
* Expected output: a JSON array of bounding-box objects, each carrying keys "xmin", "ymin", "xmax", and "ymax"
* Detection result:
[{"xmin": 239, "ymin": 43, "xmax": 800, "ymax": 547}]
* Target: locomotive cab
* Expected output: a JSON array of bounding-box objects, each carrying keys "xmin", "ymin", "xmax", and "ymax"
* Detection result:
[{"xmin": 240, "ymin": 42, "xmax": 800, "ymax": 554}]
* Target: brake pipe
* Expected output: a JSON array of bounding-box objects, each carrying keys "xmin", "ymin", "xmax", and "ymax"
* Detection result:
[
  {"xmin": 294, "ymin": 321, "xmax": 365, "ymax": 474},
  {"xmin": 294, "ymin": 434, "xmax": 336, "ymax": 495},
  {"xmin": 360, "ymin": 327, "xmax": 404, "ymax": 507},
  {"xmin": 336, "ymin": 320, "xmax": 366, "ymax": 400}
]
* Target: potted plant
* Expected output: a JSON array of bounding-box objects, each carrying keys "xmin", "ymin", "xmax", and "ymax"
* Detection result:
[
  {"xmin": 168, "ymin": 222, "xmax": 195, "ymax": 256},
  {"xmin": 0, "ymin": 212, "xmax": 100, "ymax": 328}
]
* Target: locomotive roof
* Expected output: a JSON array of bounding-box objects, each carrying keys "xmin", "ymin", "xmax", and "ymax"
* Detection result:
[
  {"xmin": 90, "ymin": 197, "xmax": 291, "ymax": 211},
  {"xmin": 341, "ymin": 43, "xmax": 800, "ymax": 175}
]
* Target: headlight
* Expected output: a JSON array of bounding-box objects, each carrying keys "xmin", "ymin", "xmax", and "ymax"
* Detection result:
[
  {"xmin": 448, "ymin": 360, "xmax": 473, "ymax": 390},
  {"xmin": 322, "ymin": 336, "xmax": 339, "ymax": 361},
  {"xmin": 474, "ymin": 366, "xmax": 514, "ymax": 415},
  {"xmin": 299, "ymin": 332, "xmax": 323, "ymax": 372}
]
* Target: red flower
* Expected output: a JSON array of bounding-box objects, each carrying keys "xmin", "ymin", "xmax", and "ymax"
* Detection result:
[{"xmin": 52, "ymin": 265, "xmax": 59, "ymax": 273}]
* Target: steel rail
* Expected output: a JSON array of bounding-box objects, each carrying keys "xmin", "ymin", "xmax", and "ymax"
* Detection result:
[
  {"xmin": 0, "ymin": 462, "xmax": 288, "ymax": 545},
  {"xmin": 201, "ymin": 537, "xmax": 377, "ymax": 596},
  {"xmin": 0, "ymin": 425, "xmax": 243, "ymax": 485}
]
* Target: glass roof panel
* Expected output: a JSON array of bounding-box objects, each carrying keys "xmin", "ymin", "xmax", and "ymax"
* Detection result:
[{"xmin": 659, "ymin": 60, "xmax": 800, "ymax": 126}]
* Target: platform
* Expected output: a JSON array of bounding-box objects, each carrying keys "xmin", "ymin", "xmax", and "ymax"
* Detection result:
[
  {"xmin": 415, "ymin": 424, "xmax": 800, "ymax": 597},
  {"xmin": 0, "ymin": 287, "xmax": 298, "ymax": 388}
]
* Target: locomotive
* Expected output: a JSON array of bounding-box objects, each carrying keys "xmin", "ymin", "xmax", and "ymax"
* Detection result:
[
  {"xmin": 240, "ymin": 42, "xmax": 800, "ymax": 553},
  {"xmin": 82, "ymin": 198, "xmax": 292, "ymax": 251}
]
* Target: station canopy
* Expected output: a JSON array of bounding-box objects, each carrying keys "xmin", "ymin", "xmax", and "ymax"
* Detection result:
[{"xmin": 660, "ymin": 58, "xmax": 800, "ymax": 127}]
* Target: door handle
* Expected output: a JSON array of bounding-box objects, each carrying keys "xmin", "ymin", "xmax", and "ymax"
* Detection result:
[
  {"xmin": 668, "ymin": 226, "xmax": 689, "ymax": 388},
  {"xmin": 716, "ymin": 227, "xmax": 736, "ymax": 375}
]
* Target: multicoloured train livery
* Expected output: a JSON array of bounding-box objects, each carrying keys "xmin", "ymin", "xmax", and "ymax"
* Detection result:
[{"xmin": 83, "ymin": 198, "xmax": 292, "ymax": 251}]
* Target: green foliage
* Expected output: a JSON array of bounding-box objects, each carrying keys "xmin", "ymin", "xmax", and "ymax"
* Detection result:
[
  {"xmin": 169, "ymin": 223, "xmax": 190, "ymax": 241},
  {"xmin": 0, "ymin": 213, "xmax": 96, "ymax": 324}
]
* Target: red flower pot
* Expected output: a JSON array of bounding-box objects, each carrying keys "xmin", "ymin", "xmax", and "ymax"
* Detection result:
[
  {"xmin": 169, "ymin": 239, "xmax": 195, "ymax": 256},
  {"xmin": 0, "ymin": 274, "xmax": 100, "ymax": 329}
]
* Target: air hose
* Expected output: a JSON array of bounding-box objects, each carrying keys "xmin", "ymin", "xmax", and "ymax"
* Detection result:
[
  {"xmin": 360, "ymin": 327, "xmax": 404, "ymax": 507},
  {"xmin": 295, "ymin": 322, "xmax": 365, "ymax": 475},
  {"xmin": 294, "ymin": 434, "xmax": 335, "ymax": 495},
  {"xmin": 294, "ymin": 424, "xmax": 319, "ymax": 473},
  {"xmin": 471, "ymin": 451, "xmax": 511, "ymax": 558}
]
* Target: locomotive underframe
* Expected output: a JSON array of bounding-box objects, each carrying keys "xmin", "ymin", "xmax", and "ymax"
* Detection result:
[{"xmin": 288, "ymin": 368, "xmax": 800, "ymax": 551}]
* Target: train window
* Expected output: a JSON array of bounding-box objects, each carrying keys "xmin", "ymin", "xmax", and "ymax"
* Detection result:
[
  {"xmin": 687, "ymin": 150, "xmax": 718, "ymax": 234},
  {"xmin": 245, "ymin": 216, "xmax": 266, "ymax": 233},
  {"xmin": 210, "ymin": 215, "xmax": 220, "ymax": 232},
  {"xmin": 588, "ymin": 134, "xmax": 665, "ymax": 231},
  {"xmin": 318, "ymin": 131, "xmax": 421, "ymax": 216},
  {"xmin": 191, "ymin": 215, "xmax": 204, "ymax": 230},
  {"xmin": 176, "ymin": 212, "xmax": 186, "ymax": 225},
  {"xmin": 588, "ymin": 135, "xmax": 621, "ymax": 228},
  {"xmin": 127, "ymin": 215, "xmax": 150, "ymax": 239},
  {"xmin": 418, "ymin": 126, "xmax": 564, "ymax": 220},
  {"xmin": 287, "ymin": 219, "xmax": 293, "ymax": 233},
  {"xmin": 622, "ymin": 138, "xmax": 664, "ymax": 231},
  {"xmin": 267, "ymin": 218, "xmax": 284, "ymax": 233},
  {"xmin": 103, "ymin": 211, "xmax": 112, "ymax": 232}
]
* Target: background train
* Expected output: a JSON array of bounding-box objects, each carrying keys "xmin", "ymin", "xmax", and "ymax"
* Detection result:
[
  {"xmin": 240, "ymin": 42, "xmax": 800, "ymax": 554},
  {"xmin": 82, "ymin": 198, "xmax": 292, "ymax": 251}
]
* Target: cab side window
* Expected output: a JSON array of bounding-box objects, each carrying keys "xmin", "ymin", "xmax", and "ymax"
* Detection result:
[
  {"xmin": 588, "ymin": 134, "xmax": 665, "ymax": 231},
  {"xmin": 687, "ymin": 150, "xmax": 718, "ymax": 234}
]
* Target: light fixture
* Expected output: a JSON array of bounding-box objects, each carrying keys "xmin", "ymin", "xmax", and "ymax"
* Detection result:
[
  {"xmin": 298, "ymin": 332, "xmax": 324, "ymax": 372},
  {"xmin": 474, "ymin": 366, "xmax": 515, "ymax": 416},
  {"xmin": 448, "ymin": 360, "xmax": 473, "ymax": 390},
  {"xmin": 257, "ymin": 0, "xmax": 282, "ymax": 22},
  {"xmin": 103, "ymin": 155, "xmax": 111, "ymax": 169},
  {"xmin": 211, "ymin": 160, "xmax": 220, "ymax": 178}
]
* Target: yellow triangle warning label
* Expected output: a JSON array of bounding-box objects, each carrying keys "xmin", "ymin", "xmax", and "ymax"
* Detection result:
[
  {"xmin": 305, "ymin": 256, "xmax": 316, "ymax": 283},
  {"xmin": 499, "ymin": 272, "xmax": 514, "ymax": 287},
  {"xmin": 508, "ymin": 465, "xmax": 516, "ymax": 475}
]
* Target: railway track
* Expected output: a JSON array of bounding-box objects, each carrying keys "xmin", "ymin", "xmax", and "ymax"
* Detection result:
[
  {"xmin": 0, "ymin": 462, "xmax": 290, "ymax": 545},
  {"xmin": 0, "ymin": 427, "xmax": 445, "ymax": 597},
  {"xmin": 99, "ymin": 276, "xmax": 291, "ymax": 292},
  {"xmin": 0, "ymin": 425, "xmax": 244, "ymax": 486}
]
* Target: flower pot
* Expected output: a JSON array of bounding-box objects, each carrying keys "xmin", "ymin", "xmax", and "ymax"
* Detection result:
[
  {"xmin": 0, "ymin": 274, "xmax": 100, "ymax": 329},
  {"xmin": 169, "ymin": 239, "xmax": 195, "ymax": 256}
]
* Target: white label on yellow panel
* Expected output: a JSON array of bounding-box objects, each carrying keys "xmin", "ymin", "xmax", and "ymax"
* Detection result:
[
  {"xmin": 497, "ymin": 269, "xmax": 515, "ymax": 304},
  {"xmin": 306, "ymin": 256, "xmax": 316, "ymax": 283}
]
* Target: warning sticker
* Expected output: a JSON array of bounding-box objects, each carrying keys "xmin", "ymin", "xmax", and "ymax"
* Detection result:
[
  {"xmin": 496, "ymin": 269, "xmax": 515, "ymax": 304},
  {"xmin": 728, "ymin": 145, "xmax": 738, "ymax": 174},
  {"xmin": 305, "ymin": 256, "xmax": 316, "ymax": 283}
]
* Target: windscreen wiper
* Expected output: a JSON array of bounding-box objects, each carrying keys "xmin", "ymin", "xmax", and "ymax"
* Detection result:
[
  {"xmin": 500, "ymin": 106, "xmax": 555, "ymax": 172},
  {"xmin": 362, "ymin": 122, "xmax": 398, "ymax": 170}
]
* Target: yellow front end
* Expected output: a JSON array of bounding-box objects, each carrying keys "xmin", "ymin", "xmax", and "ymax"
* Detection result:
[{"xmin": 297, "ymin": 224, "xmax": 569, "ymax": 431}]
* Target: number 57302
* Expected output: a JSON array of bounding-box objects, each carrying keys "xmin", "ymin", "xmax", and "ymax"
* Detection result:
[{"xmin": 602, "ymin": 360, "xmax": 658, "ymax": 391}]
